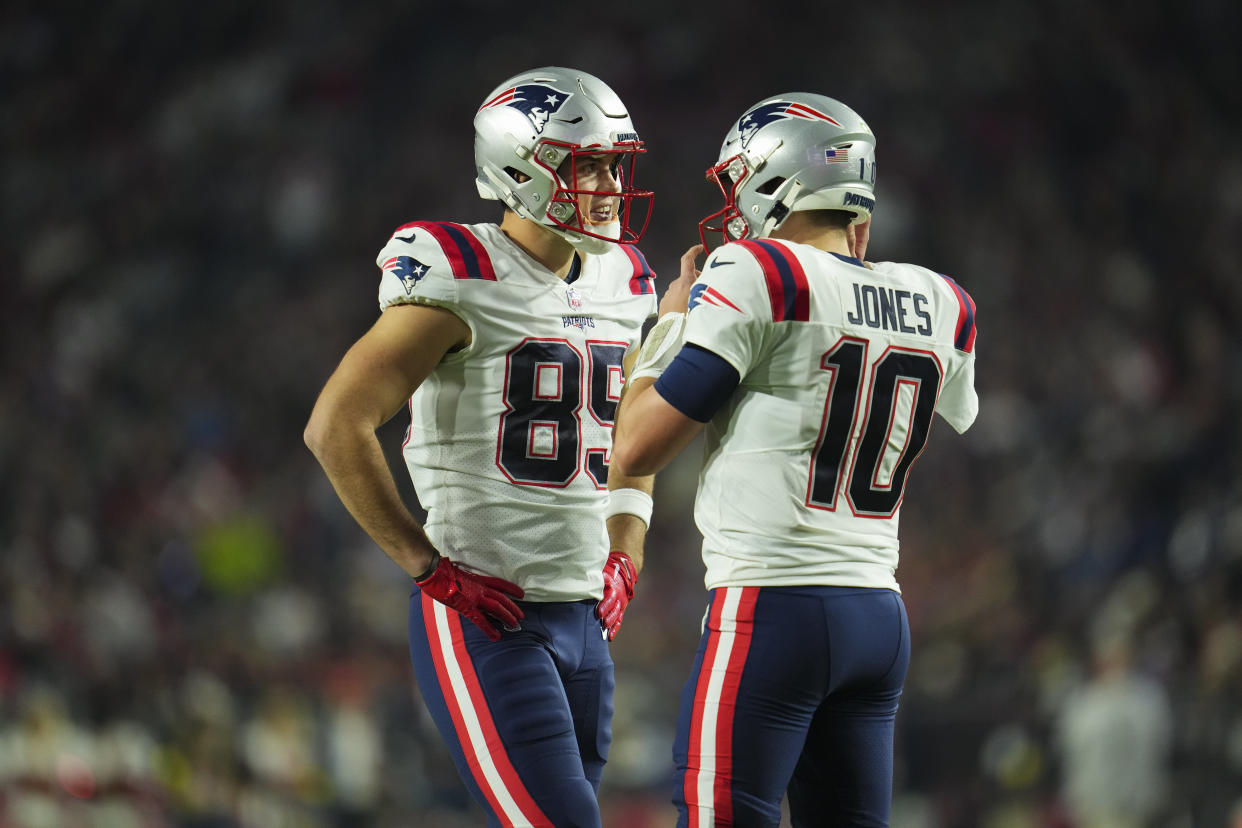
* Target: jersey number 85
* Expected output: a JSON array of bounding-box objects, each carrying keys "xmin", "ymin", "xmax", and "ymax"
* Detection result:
[{"xmin": 496, "ymin": 338, "xmax": 626, "ymax": 489}]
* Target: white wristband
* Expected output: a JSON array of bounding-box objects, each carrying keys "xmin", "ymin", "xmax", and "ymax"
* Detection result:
[
  {"xmin": 629, "ymin": 312, "xmax": 686, "ymax": 383},
  {"xmin": 605, "ymin": 488, "xmax": 654, "ymax": 528}
]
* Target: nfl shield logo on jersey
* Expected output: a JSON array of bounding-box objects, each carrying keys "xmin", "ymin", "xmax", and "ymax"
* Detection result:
[
  {"xmin": 480, "ymin": 83, "xmax": 572, "ymax": 134},
  {"xmin": 383, "ymin": 255, "xmax": 430, "ymax": 295},
  {"xmin": 566, "ymin": 288, "xmax": 583, "ymax": 310}
]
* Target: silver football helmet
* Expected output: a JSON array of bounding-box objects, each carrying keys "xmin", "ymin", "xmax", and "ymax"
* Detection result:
[
  {"xmin": 474, "ymin": 67, "xmax": 652, "ymax": 254},
  {"xmin": 699, "ymin": 93, "xmax": 876, "ymax": 250}
]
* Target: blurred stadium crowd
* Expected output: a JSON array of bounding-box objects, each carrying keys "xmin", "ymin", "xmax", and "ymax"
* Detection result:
[{"xmin": 3, "ymin": 1, "xmax": 1241, "ymax": 826}]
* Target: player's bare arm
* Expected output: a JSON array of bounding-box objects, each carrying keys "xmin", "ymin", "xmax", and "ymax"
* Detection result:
[
  {"xmin": 611, "ymin": 378, "xmax": 704, "ymax": 478},
  {"xmin": 607, "ymin": 347, "xmax": 656, "ymax": 575},
  {"xmin": 593, "ymin": 347, "xmax": 654, "ymax": 641},
  {"xmin": 304, "ymin": 303, "xmax": 468, "ymax": 579},
  {"xmin": 601, "ymin": 242, "xmax": 700, "ymax": 568},
  {"xmin": 610, "ymin": 245, "xmax": 708, "ymax": 477}
]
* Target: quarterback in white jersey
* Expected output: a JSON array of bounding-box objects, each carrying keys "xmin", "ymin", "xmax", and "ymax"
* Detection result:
[
  {"xmin": 375, "ymin": 219, "xmax": 656, "ymax": 601},
  {"xmin": 306, "ymin": 68, "xmax": 659, "ymax": 827},
  {"xmin": 681, "ymin": 239, "xmax": 976, "ymax": 592},
  {"xmin": 612, "ymin": 93, "xmax": 978, "ymax": 828}
]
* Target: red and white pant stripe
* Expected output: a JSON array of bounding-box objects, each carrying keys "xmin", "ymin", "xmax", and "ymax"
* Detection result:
[
  {"xmin": 684, "ymin": 586, "xmax": 760, "ymax": 828},
  {"xmin": 422, "ymin": 595, "xmax": 553, "ymax": 827}
]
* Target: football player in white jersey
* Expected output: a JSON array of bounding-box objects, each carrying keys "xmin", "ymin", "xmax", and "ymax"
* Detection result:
[
  {"xmin": 305, "ymin": 67, "xmax": 661, "ymax": 827},
  {"xmin": 611, "ymin": 93, "xmax": 979, "ymax": 827}
]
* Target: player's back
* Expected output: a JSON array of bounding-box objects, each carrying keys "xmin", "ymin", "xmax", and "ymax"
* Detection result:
[{"xmin": 682, "ymin": 239, "xmax": 978, "ymax": 591}]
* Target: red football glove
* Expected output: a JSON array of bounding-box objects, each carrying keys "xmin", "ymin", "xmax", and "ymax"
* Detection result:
[
  {"xmin": 596, "ymin": 550, "xmax": 637, "ymax": 641},
  {"xmin": 415, "ymin": 555, "xmax": 524, "ymax": 642}
]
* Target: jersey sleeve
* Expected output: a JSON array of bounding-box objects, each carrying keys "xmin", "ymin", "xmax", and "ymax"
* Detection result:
[
  {"xmin": 938, "ymin": 353, "xmax": 978, "ymax": 433},
  {"xmin": 931, "ymin": 274, "xmax": 979, "ymax": 434},
  {"xmin": 653, "ymin": 345, "xmax": 741, "ymax": 422},
  {"xmin": 680, "ymin": 244, "xmax": 777, "ymax": 378},
  {"xmin": 375, "ymin": 222, "xmax": 474, "ymax": 313}
]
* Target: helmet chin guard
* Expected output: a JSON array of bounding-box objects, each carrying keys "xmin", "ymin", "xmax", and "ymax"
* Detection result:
[{"xmin": 474, "ymin": 67, "xmax": 652, "ymax": 253}]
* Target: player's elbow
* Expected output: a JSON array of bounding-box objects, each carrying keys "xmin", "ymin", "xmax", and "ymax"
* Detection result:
[
  {"xmin": 303, "ymin": 402, "xmax": 338, "ymax": 462},
  {"xmin": 303, "ymin": 416, "xmax": 326, "ymax": 461},
  {"xmin": 610, "ymin": 438, "xmax": 660, "ymax": 478}
]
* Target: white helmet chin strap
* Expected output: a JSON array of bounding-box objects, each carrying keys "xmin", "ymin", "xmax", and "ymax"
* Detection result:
[{"xmin": 552, "ymin": 220, "xmax": 618, "ymax": 255}]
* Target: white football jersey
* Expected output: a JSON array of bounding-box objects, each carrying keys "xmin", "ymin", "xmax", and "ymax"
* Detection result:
[
  {"xmin": 376, "ymin": 221, "xmax": 657, "ymax": 601},
  {"xmin": 681, "ymin": 239, "xmax": 978, "ymax": 592}
]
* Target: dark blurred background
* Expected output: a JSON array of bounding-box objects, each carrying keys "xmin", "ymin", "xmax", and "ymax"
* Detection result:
[{"xmin": 3, "ymin": 1, "xmax": 1241, "ymax": 826}]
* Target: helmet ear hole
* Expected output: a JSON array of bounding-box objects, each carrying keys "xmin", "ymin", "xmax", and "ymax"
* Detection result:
[
  {"xmin": 756, "ymin": 176, "xmax": 786, "ymax": 196},
  {"xmin": 503, "ymin": 166, "xmax": 531, "ymax": 184}
]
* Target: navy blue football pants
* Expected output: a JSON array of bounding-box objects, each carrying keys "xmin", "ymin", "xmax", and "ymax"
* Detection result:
[
  {"xmin": 673, "ymin": 586, "xmax": 910, "ymax": 828},
  {"xmin": 408, "ymin": 589, "xmax": 613, "ymax": 828}
]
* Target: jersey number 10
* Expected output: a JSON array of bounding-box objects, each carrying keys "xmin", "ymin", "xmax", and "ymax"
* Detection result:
[{"xmin": 808, "ymin": 338, "xmax": 942, "ymax": 518}]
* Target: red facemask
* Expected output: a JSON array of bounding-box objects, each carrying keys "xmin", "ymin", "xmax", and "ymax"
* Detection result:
[
  {"xmin": 698, "ymin": 154, "xmax": 752, "ymax": 252},
  {"xmin": 536, "ymin": 140, "xmax": 653, "ymax": 246}
]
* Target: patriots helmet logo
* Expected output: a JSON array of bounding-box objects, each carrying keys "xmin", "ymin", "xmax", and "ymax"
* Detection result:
[
  {"xmin": 383, "ymin": 255, "xmax": 430, "ymax": 295},
  {"xmin": 480, "ymin": 83, "xmax": 572, "ymax": 134},
  {"xmin": 737, "ymin": 101, "xmax": 842, "ymax": 148}
]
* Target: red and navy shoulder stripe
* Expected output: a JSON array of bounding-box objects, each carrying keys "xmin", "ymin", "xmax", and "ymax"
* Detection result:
[
  {"xmin": 393, "ymin": 221, "xmax": 497, "ymax": 281},
  {"xmin": 736, "ymin": 239, "xmax": 810, "ymax": 322},
  {"xmin": 938, "ymin": 273, "xmax": 976, "ymax": 353},
  {"xmin": 620, "ymin": 245, "xmax": 656, "ymax": 296}
]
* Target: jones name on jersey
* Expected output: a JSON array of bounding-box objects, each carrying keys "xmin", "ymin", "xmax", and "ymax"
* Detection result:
[{"xmin": 682, "ymin": 238, "xmax": 977, "ymax": 592}]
